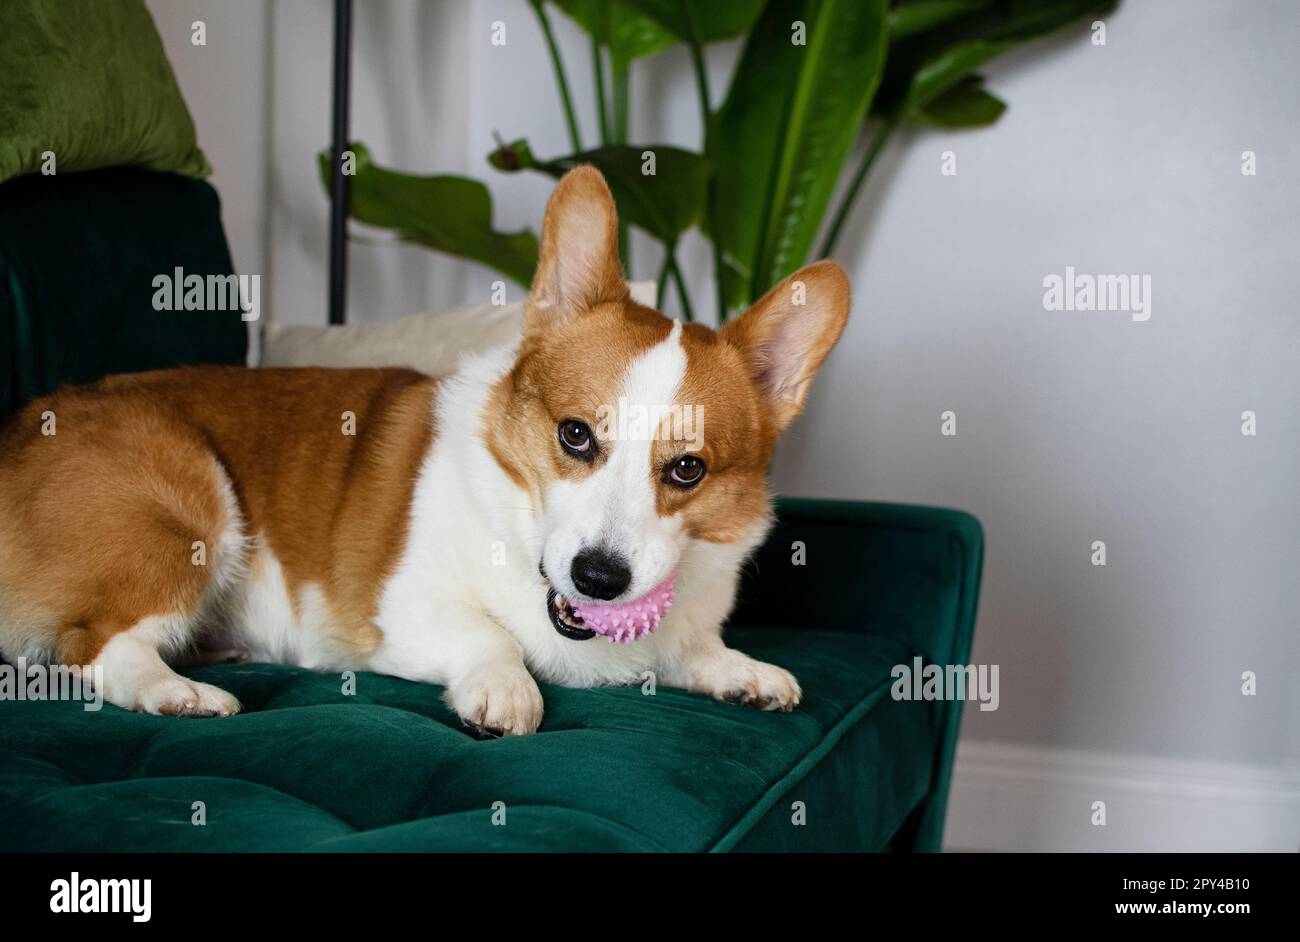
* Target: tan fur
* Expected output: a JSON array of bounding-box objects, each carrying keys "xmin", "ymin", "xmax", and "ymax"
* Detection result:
[
  {"xmin": 487, "ymin": 301, "xmax": 672, "ymax": 503},
  {"xmin": 719, "ymin": 261, "xmax": 852, "ymax": 432},
  {"xmin": 0, "ymin": 367, "xmax": 437, "ymax": 663},
  {"xmin": 526, "ymin": 166, "xmax": 629, "ymax": 325},
  {"xmin": 665, "ymin": 322, "xmax": 774, "ymax": 543},
  {"xmin": 485, "ymin": 165, "xmax": 851, "ymax": 548}
]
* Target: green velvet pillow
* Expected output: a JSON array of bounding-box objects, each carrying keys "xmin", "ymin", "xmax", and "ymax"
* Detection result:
[{"xmin": 0, "ymin": 0, "xmax": 210, "ymax": 184}]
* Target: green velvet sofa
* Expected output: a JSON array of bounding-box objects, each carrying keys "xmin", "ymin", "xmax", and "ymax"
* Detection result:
[{"xmin": 0, "ymin": 168, "xmax": 983, "ymax": 853}]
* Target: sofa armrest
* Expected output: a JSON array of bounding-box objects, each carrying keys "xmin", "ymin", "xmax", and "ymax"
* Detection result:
[
  {"xmin": 0, "ymin": 168, "xmax": 247, "ymax": 420},
  {"xmin": 729, "ymin": 497, "xmax": 984, "ymax": 851},
  {"xmin": 730, "ymin": 497, "xmax": 983, "ymax": 667}
]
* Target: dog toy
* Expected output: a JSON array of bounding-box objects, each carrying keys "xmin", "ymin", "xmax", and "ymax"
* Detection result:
[{"xmin": 571, "ymin": 572, "xmax": 675, "ymax": 643}]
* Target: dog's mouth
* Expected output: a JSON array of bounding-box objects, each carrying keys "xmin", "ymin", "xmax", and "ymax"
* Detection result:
[{"xmin": 546, "ymin": 586, "xmax": 596, "ymax": 641}]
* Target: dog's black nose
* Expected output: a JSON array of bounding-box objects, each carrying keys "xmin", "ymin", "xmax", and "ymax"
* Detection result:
[{"xmin": 571, "ymin": 548, "xmax": 631, "ymax": 600}]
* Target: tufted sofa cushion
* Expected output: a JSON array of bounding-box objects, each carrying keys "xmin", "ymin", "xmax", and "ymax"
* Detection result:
[{"xmin": 0, "ymin": 627, "xmax": 939, "ymax": 852}]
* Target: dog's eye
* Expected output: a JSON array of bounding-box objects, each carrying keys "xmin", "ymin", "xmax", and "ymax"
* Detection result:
[
  {"xmin": 666, "ymin": 454, "xmax": 706, "ymax": 487},
  {"xmin": 558, "ymin": 420, "xmax": 594, "ymax": 459}
]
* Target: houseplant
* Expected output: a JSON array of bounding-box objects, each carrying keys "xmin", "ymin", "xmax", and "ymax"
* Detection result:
[{"xmin": 319, "ymin": 0, "xmax": 1117, "ymax": 323}]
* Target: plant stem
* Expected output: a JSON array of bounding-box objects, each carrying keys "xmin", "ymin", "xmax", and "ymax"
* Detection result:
[
  {"xmin": 683, "ymin": 16, "xmax": 726, "ymax": 323},
  {"xmin": 818, "ymin": 111, "xmax": 901, "ymax": 259},
  {"xmin": 612, "ymin": 64, "xmax": 631, "ymax": 274},
  {"xmin": 667, "ymin": 251, "xmax": 694, "ymax": 323},
  {"xmin": 591, "ymin": 38, "xmax": 610, "ymax": 144},
  {"xmin": 655, "ymin": 245, "xmax": 673, "ymax": 309},
  {"xmin": 611, "ymin": 65, "xmax": 629, "ymax": 144},
  {"xmin": 529, "ymin": 0, "xmax": 582, "ymax": 152}
]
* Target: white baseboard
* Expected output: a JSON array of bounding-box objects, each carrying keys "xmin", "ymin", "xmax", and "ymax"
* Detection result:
[{"xmin": 944, "ymin": 740, "xmax": 1300, "ymax": 852}]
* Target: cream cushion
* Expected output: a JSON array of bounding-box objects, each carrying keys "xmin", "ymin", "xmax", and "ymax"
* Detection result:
[{"xmin": 261, "ymin": 281, "xmax": 657, "ymax": 376}]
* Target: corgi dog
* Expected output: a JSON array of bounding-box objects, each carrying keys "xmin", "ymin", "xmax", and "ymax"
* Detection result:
[{"xmin": 0, "ymin": 167, "xmax": 849, "ymax": 736}]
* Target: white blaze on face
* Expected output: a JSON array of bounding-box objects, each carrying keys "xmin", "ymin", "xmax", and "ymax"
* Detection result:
[{"xmin": 543, "ymin": 321, "xmax": 686, "ymax": 601}]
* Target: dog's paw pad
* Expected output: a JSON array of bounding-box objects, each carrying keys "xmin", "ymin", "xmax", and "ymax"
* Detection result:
[
  {"xmin": 697, "ymin": 653, "xmax": 801, "ymax": 713},
  {"xmin": 461, "ymin": 720, "xmax": 505, "ymax": 740},
  {"xmin": 140, "ymin": 678, "xmax": 241, "ymax": 718},
  {"xmin": 447, "ymin": 664, "xmax": 543, "ymax": 737}
]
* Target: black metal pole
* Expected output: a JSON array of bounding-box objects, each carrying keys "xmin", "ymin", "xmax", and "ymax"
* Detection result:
[{"xmin": 328, "ymin": 0, "xmax": 353, "ymax": 325}]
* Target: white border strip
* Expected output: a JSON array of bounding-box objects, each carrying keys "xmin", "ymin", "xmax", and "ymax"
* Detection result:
[{"xmin": 945, "ymin": 740, "xmax": 1300, "ymax": 852}]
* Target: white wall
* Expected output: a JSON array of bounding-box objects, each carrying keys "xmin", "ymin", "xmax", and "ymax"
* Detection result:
[
  {"xmin": 158, "ymin": 0, "xmax": 1299, "ymax": 848},
  {"xmin": 264, "ymin": 0, "xmax": 737, "ymax": 324},
  {"xmin": 263, "ymin": 0, "xmax": 479, "ymax": 325},
  {"xmin": 802, "ymin": 2, "xmax": 1300, "ymax": 772}
]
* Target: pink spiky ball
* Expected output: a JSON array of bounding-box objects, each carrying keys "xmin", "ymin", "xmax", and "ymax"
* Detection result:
[{"xmin": 571, "ymin": 572, "xmax": 676, "ymax": 643}]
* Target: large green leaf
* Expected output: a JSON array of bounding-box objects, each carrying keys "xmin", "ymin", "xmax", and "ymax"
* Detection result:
[
  {"xmin": 617, "ymin": 0, "xmax": 764, "ymax": 44},
  {"xmin": 317, "ymin": 143, "xmax": 538, "ymax": 287},
  {"xmin": 976, "ymin": 0, "xmax": 1117, "ymax": 40},
  {"xmin": 906, "ymin": 38, "xmax": 1014, "ymax": 110},
  {"xmin": 917, "ymin": 74, "xmax": 1006, "ymax": 126},
  {"xmin": 552, "ymin": 0, "xmax": 675, "ymax": 72},
  {"xmin": 889, "ymin": 1, "xmax": 991, "ymax": 39},
  {"xmin": 876, "ymin": 0, "xmax": 1117, "ymax": 117},
  {"xmin": 712, "ymin": 0, "xmax": 890, "ymax": 312},
  {"xmin": 489, "ymin": 139, "xmax": 709, "ymax": 243}
]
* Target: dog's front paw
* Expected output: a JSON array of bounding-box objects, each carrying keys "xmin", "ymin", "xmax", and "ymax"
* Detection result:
[
  {"xmin": 690, "ymin": 650, "xmax": 802, "ymax": 713},
  {"xmin": 446, "ymin": 662, "xmax": 544, "ymax": 737},
  {"xmin": 131, "ymin": 676, "xmax": 241, "ymax": 717}
]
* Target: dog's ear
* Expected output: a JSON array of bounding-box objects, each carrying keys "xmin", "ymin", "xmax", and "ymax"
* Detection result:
[
  {"xmin": 721, "ymin": 261, "xmax": 850, "ymax": 433},
  {"xmin": 526, "ymin": 166, "xmax": 627, "ymax": 331}
]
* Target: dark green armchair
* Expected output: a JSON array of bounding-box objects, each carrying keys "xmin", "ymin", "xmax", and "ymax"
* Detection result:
[{"xmin": 0, "ymin": 167, "xmax": 982, "ymax": 853}]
